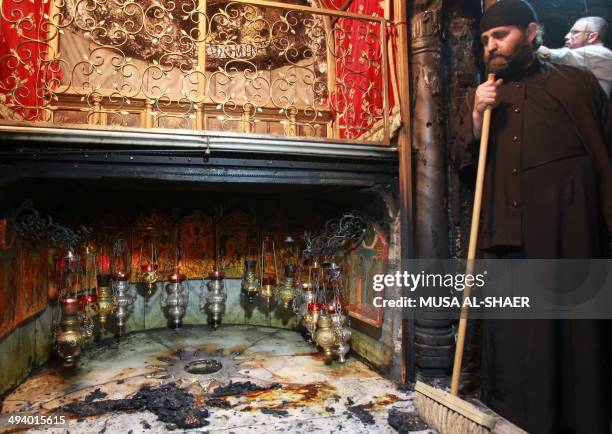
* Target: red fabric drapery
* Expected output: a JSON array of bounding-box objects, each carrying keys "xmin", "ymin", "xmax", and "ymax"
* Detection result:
[
  {"xmin": 319, "ymin": 0, "xmax": 350, "ymax": 9},
  {"xmin": 321, "ymin": 0, "xmax": 398, "ymax": 140},
  {"xmin": 0, "ymin": 0, "xmax": 58, "ymax": 120}
]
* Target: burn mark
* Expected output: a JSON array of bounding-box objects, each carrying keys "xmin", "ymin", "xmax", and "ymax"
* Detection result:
[
  {"xmin": 84, "ymin": 388, "xmax": 108, "ymax": 402},
  {"xmin": 60, "ymin": 383, "xmax": 210, "ymax": 429},
  {"xmin": 345, "ymin": 402, "xmax": 375, "ymax": 425},
  {"xmin": 206, "ymin": 398, "xmax": 232, "ymax": 408},
  {"xmin": 387, "ymin": 408, "xmax": 429, "ymax": 432},
  {"xmin": 211, "ymin": 381, "xmax": 282, "ymax": 397},
  {"xmin": 261, "ymin": 408, "xmax": 289, "ymax": 417}
]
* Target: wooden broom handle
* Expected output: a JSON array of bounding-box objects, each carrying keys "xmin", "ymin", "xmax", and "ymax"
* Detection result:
[{"xmin": 450, "ymin": 73, "xmax": 495, "ymax": 396}]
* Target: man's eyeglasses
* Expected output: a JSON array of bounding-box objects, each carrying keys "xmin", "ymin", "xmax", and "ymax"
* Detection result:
[{"xmin": 569, "ymin": 29, "xmax": 591, "ymax": 36}]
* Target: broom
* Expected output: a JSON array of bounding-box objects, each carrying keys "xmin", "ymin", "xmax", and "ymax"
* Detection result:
[{"xmin": 414, "ymin": 74, "xmax": 499, "ymax": 434}]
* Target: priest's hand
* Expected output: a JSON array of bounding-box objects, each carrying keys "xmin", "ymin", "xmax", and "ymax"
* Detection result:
[{"xmin": 472, "ymin": 77, "xmax": 503, "ymax": 138}]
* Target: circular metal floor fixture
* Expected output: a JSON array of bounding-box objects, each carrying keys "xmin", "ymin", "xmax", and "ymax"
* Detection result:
[{"xmin": 184, "ymin": 359, "xmax": 223, "ymax": 375}]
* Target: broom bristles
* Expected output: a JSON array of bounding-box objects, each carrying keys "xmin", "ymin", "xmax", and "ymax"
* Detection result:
[
  {"xmin": 415, "ymin": 392, "xmax": 491, "ymax": 434},
  {"xmin": 414, "ymin": 381, "xmax": 498, "ymax": 434}
]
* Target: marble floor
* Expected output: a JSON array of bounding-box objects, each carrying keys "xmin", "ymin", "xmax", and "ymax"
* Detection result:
[{"xmin": 0, "ymin": 325, "xmax": 432, "ymax": 433}]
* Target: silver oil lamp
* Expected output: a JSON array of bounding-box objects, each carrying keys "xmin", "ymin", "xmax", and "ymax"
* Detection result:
[
  {"xmin": 111, "ymin": 238, "xmax": 134, "ymax": 332},
  {"xmin": 162, "ymin": 272, "xmax": 189, "ymax": 329},
  {"xmin": 112, "ymin": 271, "xmax": 134, "ymax": 331},
  {"xmin": 201, "ymin": 270, "xmax": 227, "ymax": 329}
]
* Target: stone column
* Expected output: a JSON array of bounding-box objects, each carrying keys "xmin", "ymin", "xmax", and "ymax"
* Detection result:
[{"xmin": 409, "ymin": 0, "xmax": 454, "ymax": 377}]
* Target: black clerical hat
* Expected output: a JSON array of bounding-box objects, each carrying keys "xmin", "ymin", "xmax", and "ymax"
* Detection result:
[{"xmin": 479, "ymin": 0, "xmax": 539, "ymax": 34}]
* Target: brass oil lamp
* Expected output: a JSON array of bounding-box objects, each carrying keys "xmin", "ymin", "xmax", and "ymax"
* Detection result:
[
  {"xmin": 139, "ymin": 233, "xmax": 159, "ymax": 296},
  {"xmin": 314, "ymin": 311, "xmax": 335, "ymax": 357},
  {"xmin": 276, "ymin": 264, "xmax": 296, "ymax": 309},
  {"xmin": 141, "ymin": 262, "xmax": 159, "ymax": 295},
  {"xmin": 303, "ymin": 302, "xmax": 321, "ymax": 339},
  {"xmin": 241, "ymin": 259, "xmax": 259, "ymax": 303},
  {"xmin": 56, "ymin": 297, "xmax": 86, "ymax": 367},
  {"xmin": 259, "ymin": 235, "xmax": 278, "ymax": 300},
  {"xmin": 96, "ymin": 274, "xmax": 115, "ymax": 331},
  {"xmin": 54, "ymin": 249, "xmax": 86, "ymax": 367}
]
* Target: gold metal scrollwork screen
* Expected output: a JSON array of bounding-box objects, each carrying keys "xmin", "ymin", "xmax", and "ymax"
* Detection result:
[{"xmin": 0, "ymin": 0, "xmax": 390, "ymax": 143}]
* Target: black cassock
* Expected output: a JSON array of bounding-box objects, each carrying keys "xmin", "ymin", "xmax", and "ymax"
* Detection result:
[{"xmin": 450, "ymin": 60, "xmax": 612, "ymax": 434}]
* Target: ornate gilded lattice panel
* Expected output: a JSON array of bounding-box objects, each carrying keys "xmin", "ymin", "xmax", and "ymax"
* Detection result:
[{"xmin": 0, "ymin": 0, "xmax": 391, "ymax": 143}]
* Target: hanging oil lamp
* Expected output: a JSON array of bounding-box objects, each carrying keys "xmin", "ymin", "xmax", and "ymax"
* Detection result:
[
  {"xmin": 111, "ymin": 238, "xmax": 134, "ymax": 332},
  {"xmin": 163, "ymin": 272, "xmax": 189, "ymax": 329},
  {"xmin": 54, "ymin": 249, "xmax": 86, "ymax": 367},
  {"xmin": 276, "ymin": 264, "xmax": 295, "ymax": 309},
  {"xmin": 334, "ymin": 322, "xmax": 352, "ymax": 363},
  {"xmin": 314, "ymin": 311, "xmax": 336, "ymax": 357},
  {"xmin": 113, "ymin": 276, "xmax": 133, "ymax": 330},
  {"xmin": 139, "ymin": 232, "xmax": 159, "ymax": 296},
  {"xmin": 202, "ymin": 270, "xmax": 226, "ymax": 329},
  {"xmin": 327, "ymin": 261, "xmax": 352, "ymax": 363},
  {"xmin": 199, "ymin": 221, "xmax": 227, "ymax": 328},
  {"xmin": 56, "ymin": 296, "xmax": 86, "ymax": 367},
  {"xmin": 162, "ymin": 230, "xmax": 189, "ymax": 329},
  {"xmin": 303, "ymin": 302, "xmax": 321, "ymax": 340},
  {"xmin": 281, "ymin": 235, "xmax": 298, "ymax": 269},
  {"xmin": 78, "ymin": 244, "xmax": 98, "ymax": 339},
  {"xmin": 241, "ymin": 259, "xmax": 259, "ymax": 303},
  {"xmin": 296, "ymin": 281, "xmax": 315, "ymax": 317},
  {"xmin": 96, "ymin": 274, "xmax": 115, "ymax": 331},
  {"xmin": 259, "ymin": 235, "xmax": 278, "ymax": 300},
  {"xmin": 95, "ymin": 237, "xmax": 114, "ymax": 331}
]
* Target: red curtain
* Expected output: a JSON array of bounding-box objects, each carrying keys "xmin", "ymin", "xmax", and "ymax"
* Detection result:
[
  {"xmin": 0, "ymin": 0, "xmax": 57, "ymax": 120},
  {"xmin": 319, "ymin": 0, "xmax": 350, "ymax": 9},
  {"xmin": 322, "ymin": 0, "xmax": 397, "ymax": 140}
]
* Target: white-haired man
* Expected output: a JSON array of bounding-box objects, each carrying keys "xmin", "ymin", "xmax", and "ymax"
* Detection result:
[{"xmin": 539, "ymin": 17, "xmax": 612, "ymax": 96}]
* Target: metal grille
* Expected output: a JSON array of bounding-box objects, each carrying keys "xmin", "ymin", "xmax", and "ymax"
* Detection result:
[{"xmin": 0, "ymin": 0, "xmax": 391, "ymax": 144}]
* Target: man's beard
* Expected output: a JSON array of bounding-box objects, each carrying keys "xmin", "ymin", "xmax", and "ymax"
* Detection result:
[{"xmin": 486, "ymin": 35, "xmax": 535, "ymax": 78}]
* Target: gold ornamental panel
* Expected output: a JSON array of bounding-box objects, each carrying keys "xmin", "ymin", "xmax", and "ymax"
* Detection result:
[{"xmin": 0, "ymin": 0, "xmax": 390, "ymax": 144}]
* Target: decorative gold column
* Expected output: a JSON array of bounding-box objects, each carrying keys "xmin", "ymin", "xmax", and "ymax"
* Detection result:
[
  {"xmin": 241, "ymin": 103, "xmax": 254, "ymax": 134},
  {"xmin": 285, "ymin": 107, "xmax": 298, "ymax": 137},
  {"xmin": 196, "ymin": 0, "xmax": 207, "ymax": 130}
]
